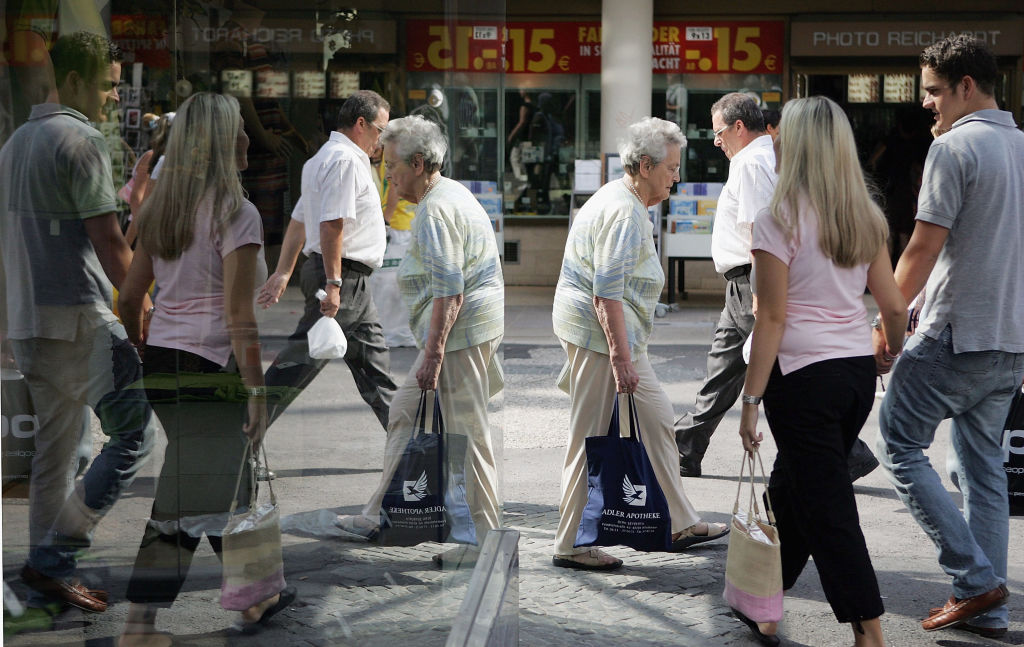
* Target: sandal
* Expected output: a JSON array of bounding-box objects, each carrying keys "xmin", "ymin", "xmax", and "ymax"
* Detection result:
[
  {"xmin": 669, "ymin": 520, "xmax": 730, "ymax": 551},
  {"xmin": 333, "ymin": 515, "xmax": 379, "ymax": 542},
  {"xmin": 552, "ymin": 549, "xmax": 623, "ymax": 571},
  {"xmin": 233, "ymin": 585, "xmax": 297, "ymax": 635}
]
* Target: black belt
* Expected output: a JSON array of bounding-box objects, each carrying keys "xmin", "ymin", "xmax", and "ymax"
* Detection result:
[
  {"xmin": 342, "ymin": 258, "xmax": 374, "ymax": 276},
  {"xmin": 723, "ymin": 264, "xmax": 752, "ymax": 281},
  {"xmin": 310, "ymin": 253, "xmax": 374, "ymax": 276}
]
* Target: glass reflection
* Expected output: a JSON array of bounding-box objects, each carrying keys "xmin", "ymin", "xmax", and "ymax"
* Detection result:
[{"xmin": 1, "ymin": 31, "xmax": 156, "ymax": 617}]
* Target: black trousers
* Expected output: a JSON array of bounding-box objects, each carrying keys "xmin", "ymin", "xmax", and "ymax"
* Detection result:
[
  {"xmin": 264, "ymin": 253, "xmax": 397, "ymax": 430},
  {"xmin": 674, "ymin": 274, "xmax": 755, "ymax": 466},
  {"xmin": 762, "ymin": 355, "xmax": 885, "ymax": 624},
  {"xmin": 125, "ymin": 346, "xmax": 252, "ymax": 606}
]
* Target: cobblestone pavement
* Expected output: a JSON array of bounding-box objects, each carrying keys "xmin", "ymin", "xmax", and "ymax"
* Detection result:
[
  {"xmin": 1, "ymin": 500, "xmax": 747, "ymax": 647},
  {"xmin": 3, "ymin": 287, "xmax": 1021, "ymax": 646}
]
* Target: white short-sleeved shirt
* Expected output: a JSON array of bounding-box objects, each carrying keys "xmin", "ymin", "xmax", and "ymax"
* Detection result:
[
  {"xmin": 711, "ymin": 135, "xmax": 777, "ymax": 274},
  {"xmin": 147, "ymin": 197, "xmax": 266, "ymax": 366},
  {"xmin": 290, "ymin": 131, "xmax": 386, "ymax": 269},
  {"xmin": 397, "ymin": 178, "xmax": 504, "ymax": 352},
  {"xmin": 552, "ymin": 179, "xmax": 663, "ymax": 356},
  {"xmin": 914, "ymin": 109, "xmax": 1024, "ymax": 353},
  {"xmin": 752, "ymin": 196, "xmax": 872, "ymax": 375}
]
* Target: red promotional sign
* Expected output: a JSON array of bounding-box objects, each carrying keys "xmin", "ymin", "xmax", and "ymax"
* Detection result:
[
  {"xmin": 112, "ymin": 15, "xmax": 171, "ymax": 68},
  {"xmin": 406, "ymin": 21, "xmax": 783, "ymax": 75}
]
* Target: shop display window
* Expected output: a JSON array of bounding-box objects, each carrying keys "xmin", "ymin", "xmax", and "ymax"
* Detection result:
[
  {"xmin": 848, "ymin": 74, "xmax": 881, "ymax": 103},
  {"xmin": 1, "ymin": 2, "xmax": 507, "ymax": 645},
  {"xmin": 504, "ymin": 88, "xmax": 576, "ymax": 215},
  {"xmin": 883, "ymin": 73, "xmax": 917, "ymax": 103},
  {"xmin": 652, "ymin": 73, "xmax": 782, "ymax": 184}
]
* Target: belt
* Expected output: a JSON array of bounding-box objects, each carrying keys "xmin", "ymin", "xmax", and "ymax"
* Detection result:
[
  {"xmin": 342, "ymin": 258, "xmax": 374, "ymax": 276},
  {"xmin": 723, "ymin": 264, "xmax": 752, "ymax": 281},
  {"xmin": 310, "ymin": 253, "xmax": 374, "ymax": 276}
]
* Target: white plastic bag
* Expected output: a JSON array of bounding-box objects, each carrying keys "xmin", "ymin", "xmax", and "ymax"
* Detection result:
[
  {"xmin": 308, "ymin": 316, "xmax": 347, "ymax": 359},
  {"xmin": 734, "ymin": 510, "xmax": 773, "ymax": 545}
]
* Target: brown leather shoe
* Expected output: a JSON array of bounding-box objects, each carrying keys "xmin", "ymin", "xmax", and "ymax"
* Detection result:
[
  {"xmin": 929, "ymin": 605, "xmax": 1010, "ymax": 638},
  {"xmin": 921, "ymin": 584, "xmax": 1008, "ymax": 632},
  {"xmin": 20, "ymin": 565, "xmax": 107, "ymax": 613}
]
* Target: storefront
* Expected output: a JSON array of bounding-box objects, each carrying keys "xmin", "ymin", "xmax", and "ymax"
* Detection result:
[
  {"xmin": 790, "ymin": 19, "xmax": 1024, "ymax": 163},
  {"xmin": 395, "ymin": 18, "xmax": 785, "ymax": 284},
  {"xmin": 405, "ymin": 19, "xmax": 784, "ymax": 212}
]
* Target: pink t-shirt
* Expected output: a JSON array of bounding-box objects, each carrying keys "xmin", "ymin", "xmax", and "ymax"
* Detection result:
[
  {"xmin": 147, "ymin": 197, "xmax": 265, "ymax": 366},
  {"xmin": 752, "ymin": 197, "xmax": 872, "ymax": 375}
]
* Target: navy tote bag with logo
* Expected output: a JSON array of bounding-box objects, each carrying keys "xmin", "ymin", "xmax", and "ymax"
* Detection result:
[
  {"xmin": 575, "ymin": 394, "xmax": 672, "ymax": 552},
  {"xmin": 377, "ymin": 391, "xmax": 476, "ymax": 546}
]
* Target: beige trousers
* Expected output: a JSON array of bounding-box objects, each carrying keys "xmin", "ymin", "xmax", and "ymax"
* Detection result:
[
  {"xmin": 361, "ymin": 337, "xmax": 502, "ymax": 538},
  {"xmin": 554, "ymin": 342, "xmax": 701, "ymax": 555}
]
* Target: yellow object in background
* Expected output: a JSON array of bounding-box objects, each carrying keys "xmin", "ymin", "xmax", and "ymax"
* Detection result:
[{"xmin": 376, "ymin": 161, "xmax": 416, "ymax": 231}]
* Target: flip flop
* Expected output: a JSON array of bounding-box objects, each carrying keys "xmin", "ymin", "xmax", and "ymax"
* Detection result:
[
  {"xmin": 669, "ymin": 521, "xmax": 730, "ymax": 551},
  {"xmin": 234, "ymin": 586, "xmax": 297, "ymax": 635},
  {"xmin": 732, "ymin": 608, "xmax": 781, "ymax": 647}
]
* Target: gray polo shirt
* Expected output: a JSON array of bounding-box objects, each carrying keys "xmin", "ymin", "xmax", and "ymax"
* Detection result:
[
  {"xmin": 0, "ymin": 103, "xmax": 118, "ymax": 341},
  {"xmin": 915, "ymin": 109, "xmax": 1024, "ymax": 353}
]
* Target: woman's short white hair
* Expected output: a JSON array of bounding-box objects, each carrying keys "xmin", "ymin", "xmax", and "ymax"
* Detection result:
[
  {"xmin": 618, "ymin": 117, "xmax": 686, "ymax": 175},
  {"xmin": 380, "ymin": 115, "xmax": 448, "ymax": 172}
]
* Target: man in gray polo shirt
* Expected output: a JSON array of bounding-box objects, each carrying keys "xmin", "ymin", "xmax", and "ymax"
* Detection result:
[
  {"xmin": 0, "ymin": 32, "xmax": 155, "ymax": 613},
  {"xmin": 875, "ymin": 35, "xmax": 1024, "ymax": 638}
]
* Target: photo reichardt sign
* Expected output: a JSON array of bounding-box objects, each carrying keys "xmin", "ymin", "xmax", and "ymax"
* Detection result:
[{"xmin": 791, "ymin": 21, "xmax": 1023, "ymax": 57}]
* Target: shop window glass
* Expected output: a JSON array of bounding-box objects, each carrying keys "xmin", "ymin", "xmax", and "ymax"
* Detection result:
[
  {"xmin": 651, "ymin": 74, "xmax": 782, "ymax": 183},
  {"xmin": 504, "ymin": 89, "xmax": 575, "ymax": 215},
  {"xmin": 2, "ymin": 1, "xmax": 506, "ymax": 644}
]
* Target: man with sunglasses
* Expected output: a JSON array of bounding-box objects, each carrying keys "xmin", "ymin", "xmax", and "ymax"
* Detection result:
[
  {"xmin": 258, "ymin": 90, "xmax": 398, "ymax": 431},
  {"xmin": 673, "ymin": 92, "xmax": 776, "ymax": 478}
]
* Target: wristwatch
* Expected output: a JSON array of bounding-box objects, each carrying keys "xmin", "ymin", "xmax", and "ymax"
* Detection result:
[
  {"xmin": 870, "ymin": 314, "xmax": 882, "ymax": 330},
  {"xmin": 741, "ymin": 394, "xmax": 762, "ymax": 405},
  {"xmin": 325, "ymin": 278, "xmax": 343, "ymax": 287}
]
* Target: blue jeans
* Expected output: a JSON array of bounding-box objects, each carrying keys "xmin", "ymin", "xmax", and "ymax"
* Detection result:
[
  {"xmin": 877, "ymin": 325, "xmax": 1024, "ymax": 628},
  {"xmin": 14, "ymin": 318, "xmax": 157, "ymax": 579}
]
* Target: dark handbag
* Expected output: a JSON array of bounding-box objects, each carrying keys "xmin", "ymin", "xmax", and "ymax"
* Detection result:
[
  {"xmin": 1004, "ymin": 383, "xmax": 1024, "ymax": 516},
  {"xmin": 574, "ymin": 394, "xmax": 672, "ymax": 552},
  {"xmin": 377, "ymin": 391, "xmax": 476, "ymax": 546}
]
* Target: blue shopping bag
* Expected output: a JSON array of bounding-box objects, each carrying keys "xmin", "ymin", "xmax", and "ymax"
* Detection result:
[
  {"xmin": 377, "ymin": 391, "xmax": 476, "ymax": 546},
  {"xmin": 575, "ymin": 394, "xmax": 672, "ymax": 552}
]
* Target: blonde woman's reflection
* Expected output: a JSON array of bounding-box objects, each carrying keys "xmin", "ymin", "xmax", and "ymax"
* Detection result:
[{"xmin": 117, "ymin": 92, "xmax": 294, "ymax": 644}]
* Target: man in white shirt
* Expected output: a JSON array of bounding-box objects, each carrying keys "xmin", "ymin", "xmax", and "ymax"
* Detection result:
[
  {"xmin": 259, "ymin": 90, "xmax": 397, "ymax": 430},
  {"xmin": 674, "ymin": 93, "xmax": 776, "ymax": 477}
]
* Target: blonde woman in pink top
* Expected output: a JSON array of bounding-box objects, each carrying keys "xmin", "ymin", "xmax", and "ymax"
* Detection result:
[
  {"xmin": 736, "ymin": 96, "xmax": 907, "ymax": 647},
  {"xmin": 118, "ymin": 92, "xmax": 293, "ymax": 645}
]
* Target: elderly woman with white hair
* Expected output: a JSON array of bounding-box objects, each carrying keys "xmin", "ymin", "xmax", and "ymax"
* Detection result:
[
  {"xmin": 550, "ymin": 117, "xmax": 729, "ymax": 570},
  {"xmin": 334, "ymin": 115, "xmax": 504, "ymax": 567}
]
